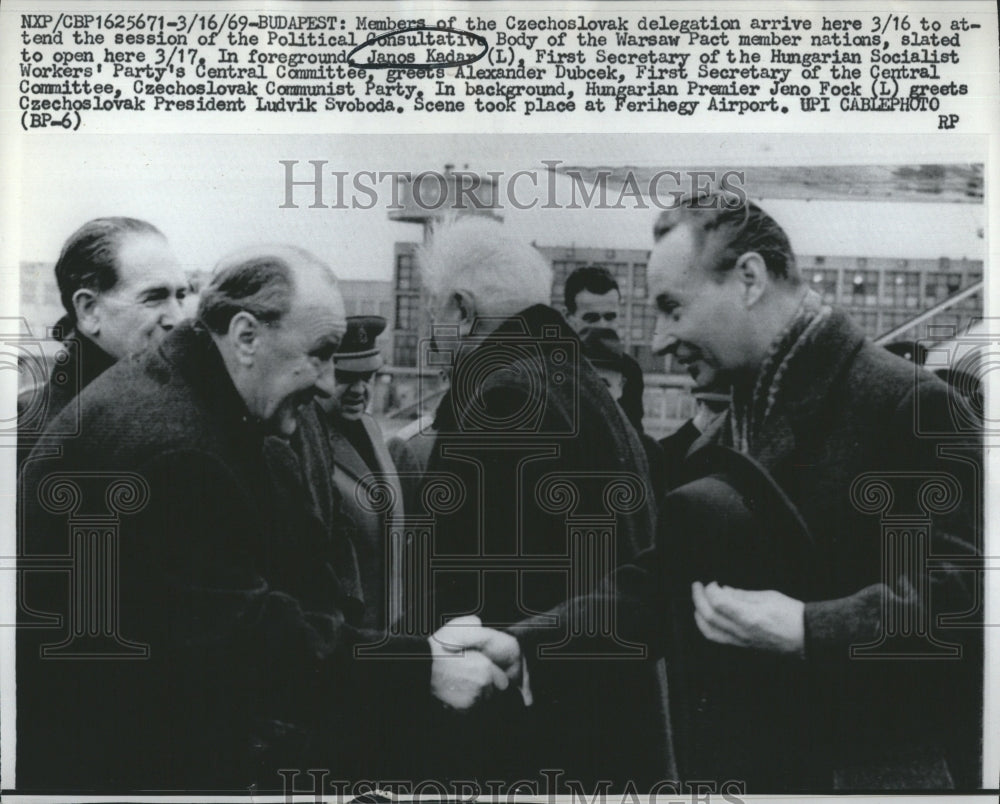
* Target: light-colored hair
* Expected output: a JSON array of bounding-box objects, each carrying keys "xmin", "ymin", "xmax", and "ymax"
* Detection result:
[{"xmin": 418, "ymin": 216, "xmax": 553, "ymax": 316}]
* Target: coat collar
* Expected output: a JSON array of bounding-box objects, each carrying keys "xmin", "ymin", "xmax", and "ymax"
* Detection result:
[
  {"xmin": 328, "ymin": 416, "xmax": 384, "ymax": 481},
  {"xmin": 327, "ymin": 413, "xmax": 404, "ymax": 520},
  {"xmin": 761, "ymin": 307, "xmax": 866, "ymax": 422},
  {"xmin": 54, "ymin": 327, "xmax": 117, "ymax": 394},
  {"xmin": 156, "ymin": 320, "xmax": 266, "ymax": 443},
  {"xmin": 482, "ymin": 303, "xmax": 573, "ymax": 342},
  {"xmin": 699, "ymin": 308, "xmax": 867, "ymax": 471}
]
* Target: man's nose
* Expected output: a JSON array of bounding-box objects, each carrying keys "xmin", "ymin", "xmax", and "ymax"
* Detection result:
[
  {"xmin": 160, "ymin": 295, "xmax": 186, "ymax": 329},
  {"xmin": 651, "ymin": 317, "xmax": 678, "ymax": 356}
]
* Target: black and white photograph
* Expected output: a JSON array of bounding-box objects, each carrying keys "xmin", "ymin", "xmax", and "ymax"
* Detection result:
[{"xmin": 1, "ymin": 3, "xmax": 998, "ymax": 803}]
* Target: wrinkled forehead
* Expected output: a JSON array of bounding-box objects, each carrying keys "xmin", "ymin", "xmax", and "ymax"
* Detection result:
[
  {"xmin": 285, "ymin": 271, "xmax": 346, "ymax": 338},
  {"xmin": 113, "ymin": 232, "xmax": 185, "ymax": 287}
]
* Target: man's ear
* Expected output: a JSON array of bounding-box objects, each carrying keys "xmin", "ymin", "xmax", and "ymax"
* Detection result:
[
  {"xmin": 453, "ymin": 291, "xmax": 477, "ymax": 330},
  {"xmin": 228, "ymin": 311, "xmax": 263, "ymax": 366},
  {"xmin": 733, "ymin": 251, "xmax": 768, "ymax": 307},
  {"xmin": 71, "ymin": 289, "xmax": 100, "ymax": 337}
]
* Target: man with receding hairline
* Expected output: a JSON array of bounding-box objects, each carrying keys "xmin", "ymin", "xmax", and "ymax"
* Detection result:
[
  {"xmin": 18, "ymin": 217, "xmax": 187, "ymax": 435},
  {"xmin": 18, "ymin": 243, "xmax": 520, "ymax": 791},
  {"xmin": 482, "ymin": 195, "xmax": 982, "ymax": 791}
]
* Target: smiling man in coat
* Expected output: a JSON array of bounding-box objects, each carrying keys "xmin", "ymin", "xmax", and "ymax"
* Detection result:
[
  {"xmin": 17, "ymin": 245, "xmax": 521, "ymax": 792},
  {"xmin": 473, "ymin": 195, "xmax": 983, "ymax": 792}
]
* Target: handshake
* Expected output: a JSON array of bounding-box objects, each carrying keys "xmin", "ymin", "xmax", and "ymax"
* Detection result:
[{"xmin": 428, "ymin": 615, "xmax": 530, "ymax": 710}]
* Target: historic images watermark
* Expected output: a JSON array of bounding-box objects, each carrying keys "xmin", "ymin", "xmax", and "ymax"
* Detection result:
[
  {"xmin": 279, "ymin": 161, "xmax": 747, "ymax": 211},
  {"xmin": 277, "ymin": 768, "xmax": 747, "ymax": 803}
]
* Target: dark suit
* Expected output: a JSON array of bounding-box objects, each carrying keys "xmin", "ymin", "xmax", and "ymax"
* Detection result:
[
  {"xmin": 515, "ymin": 308, "xmax": 982, "ymax": 791},
  {"xmin": 301, "ymin": 407, "xmax": 403, "ymax": 631},
  {"xmin": 420, "ymin": 304, "xmax": 672, "ymax": 787},
  {"xmin": 618, "ymin": 350, "xmax": 646, "ymax": 432},
  {"xmin": 17, "ymin": 321, "xmax": 429, "ymax": 792}
]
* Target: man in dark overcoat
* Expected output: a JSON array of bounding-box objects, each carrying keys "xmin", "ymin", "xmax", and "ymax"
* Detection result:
[
  {"xmin": 486, "ymin": 196, "xmax": 982, "ymax": 792},
  {"xmin": 414, "ymin": 216, "xmax": 672, "ymax": 788},
  {"xmin": 297, "ymin": 315, "xmax": 404, "ymax": 631},
  {"xmin": 17, "ymin": 245, "xmax": 520, "ymax": 792}
]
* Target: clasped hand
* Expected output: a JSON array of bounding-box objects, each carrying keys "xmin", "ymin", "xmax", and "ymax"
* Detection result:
[
  {"xmin": 692, "ymin": 581, "xmax": 805, "ymax": 656},
  {"xmin": 429, "ymin": 615, "xmax": 528, "ymax": 710}
]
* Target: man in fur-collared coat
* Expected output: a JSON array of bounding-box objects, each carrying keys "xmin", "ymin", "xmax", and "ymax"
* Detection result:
[{"xmin": 17, "ymin": 247, "xmax": 518, "ymax": 793}]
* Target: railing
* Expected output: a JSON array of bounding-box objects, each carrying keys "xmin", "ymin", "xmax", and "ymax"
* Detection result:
[{"xmin": 874, "ymin": 280, "xmax": 984, "ymax": 346}]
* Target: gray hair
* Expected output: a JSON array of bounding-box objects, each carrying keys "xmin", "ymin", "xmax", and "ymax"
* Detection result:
[
  {"xmin": 418, "ymin": 216, "xmax": 553, "ymax": 316},
  {"xmin": 198, "ymin": 245, "xmax": 335, "ymax": 334}
]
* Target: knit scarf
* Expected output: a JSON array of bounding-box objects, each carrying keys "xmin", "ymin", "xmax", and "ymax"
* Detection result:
[{"xmin": 731, "ymin": 289, "xmax": 831, "ymax": 455}]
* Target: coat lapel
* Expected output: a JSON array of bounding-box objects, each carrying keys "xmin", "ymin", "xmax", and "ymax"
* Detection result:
[
  {"xmin": 361, "ymin": 416, "xmax": 404, "ymax": 525},
  {"xmin": 329, "ymin": 417, "xmax": 403, "ymax": 522}
]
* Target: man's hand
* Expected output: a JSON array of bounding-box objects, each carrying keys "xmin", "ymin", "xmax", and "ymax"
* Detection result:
[
  {"xmin": 691, "ymin": 581, "xmax": 805, "ymax": 656},
  {"xmin": 429, "ymin": 615, "xmax": 525, "ymax": 710}
]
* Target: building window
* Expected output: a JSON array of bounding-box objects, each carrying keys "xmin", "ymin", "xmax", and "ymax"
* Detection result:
[
  {"xmin": 885, "ymin": 271, "xmax": 920, "ymax": 308},
  {"xmin": 805, "ymin": 268, "xmax": 838, "ymax": 304},
  {"xmin": 883, "ymin": 310, "xmax": 912, "ymax": 331},
  {"xmin": 396, "ymin": 254, "xmax": 415, "ymax": 291},
  {"xmin": 849, "ymin": 270, "xmax": 879, "ymax": 307},
  {"xmin": 924, "ymin": 272, "xmax": 963, "ymax": 303},
  {"xmin": 395, "ymin": 294, "xmax": 418, "ymax": 330},
  {"xmin": 631, "ymin": 264, "xmax": 647, "ymax": 299},
  {"xmin": 394, "ymin": 333, "xmax": 418, "ymax": 368},
  {"xmin": 853, "ymin": 309, "xmax": 880, "ymax": 337}
]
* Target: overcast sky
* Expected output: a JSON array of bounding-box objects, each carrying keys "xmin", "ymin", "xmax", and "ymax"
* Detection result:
[{"xmin": 12, "ymin": 133, "xmax": 985, "ymax": 280}]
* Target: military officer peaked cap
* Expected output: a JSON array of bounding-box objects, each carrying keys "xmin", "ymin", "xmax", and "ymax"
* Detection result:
[{"xmin": 335, "ymin": 315, "xmax": 387, "ymax": 372}]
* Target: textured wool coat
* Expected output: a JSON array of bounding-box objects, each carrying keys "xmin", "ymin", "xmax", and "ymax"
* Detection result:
[
  {"xmin": 515, "ymin": 308, "xmax": 982, "ymax": 792},
  {"xmin": 419, "ymin": 304, "xmax": 672, "ymax": 788},
  {"xmin": 17, "ymin": 322, "xmax": 430, "ymax": 792}
]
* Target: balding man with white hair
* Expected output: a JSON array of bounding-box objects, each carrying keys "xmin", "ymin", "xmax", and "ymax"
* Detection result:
[{"xmin": 414, "ymin": 217, "xmax": 671, "ymax": 787}]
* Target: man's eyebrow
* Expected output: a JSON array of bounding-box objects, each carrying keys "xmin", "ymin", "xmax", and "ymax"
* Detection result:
[
  {"xmin": 137, "ymin": 282, "xmax": 187, "ymax": 297},
  {"xmin": 138, "ymin": 285, "xmax": 172, "ymax": 298},
  {"xmin": 309, "ymin": 333, "xmax": 341, "ymax": 351}
]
